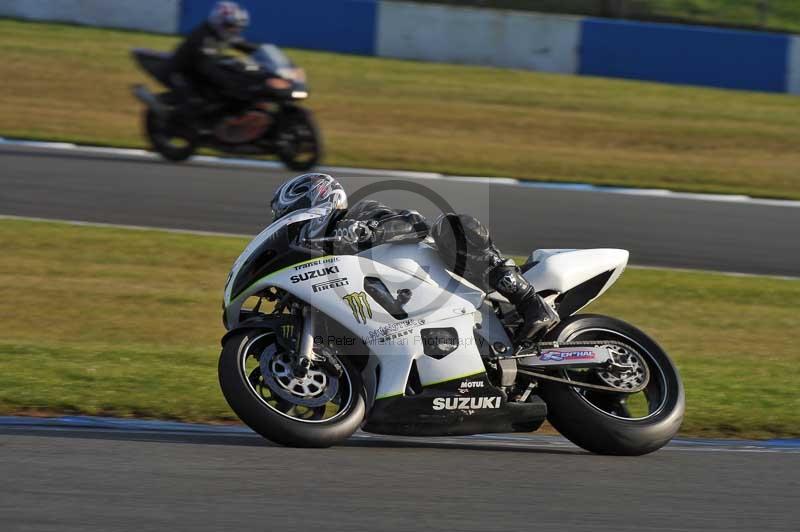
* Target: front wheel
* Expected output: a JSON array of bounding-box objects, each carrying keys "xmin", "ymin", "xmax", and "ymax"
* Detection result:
[
  {"xmin": 275, "ymin": 106, "xmax": 323, "ymax": 171},
  {"xmin": 219, "ymin": 329, "xmax": 365, "ymax": 447},
  {"xmin": 537, "ymin": 314, "xmax": 684, "ymax": 455}
]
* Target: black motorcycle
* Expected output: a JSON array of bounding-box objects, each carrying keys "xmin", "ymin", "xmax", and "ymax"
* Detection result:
[{"xmin": 131, "ymin": 44, "xmax": 322, "ymax": 171}]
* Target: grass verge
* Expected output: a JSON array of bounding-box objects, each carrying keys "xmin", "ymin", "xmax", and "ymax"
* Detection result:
[
  {"xmin": 1, "ymin": 218, "xmax": 798, "ymax": 439},
  {"xmin": 1, "ymin": 19, "xmax": 800, "ymax": 199}
]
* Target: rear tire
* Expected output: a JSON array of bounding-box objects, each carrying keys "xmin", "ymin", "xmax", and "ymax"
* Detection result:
[
  {"xmin": 219, "ymin": 330, "xmax": 365, "ymax": 448},
  {"xmin": 144, "ymin": 109, "xmax": 197, "ymax": 162},
  {"xmin": 538, "ymin": 314, "xmax": 684, "ymax": 455},
  {"xmin": 276, "ymin": 106, "xmax": 322, "ymax": 171}
]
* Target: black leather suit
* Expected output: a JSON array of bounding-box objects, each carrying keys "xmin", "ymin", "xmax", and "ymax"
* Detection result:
[
  {"xmin": 333, "ymin": 200, "xmax": 511, "ymax": 293},
  {"xmin": 305, "ymin": 199, "xmax": 554, "ymax": 340},
  {"xmin": 170, "ymin": 21, "xmax": 259, "ymax": 98}
]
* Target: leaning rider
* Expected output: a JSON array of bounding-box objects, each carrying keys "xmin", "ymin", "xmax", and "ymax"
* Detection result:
[
  {"xmin": 169, "ymin": 1, "xmax": 257, "ymax": 100},
  {"xmin": 269, "ymin": 173, "xmax": 560, "ymax": 341}
]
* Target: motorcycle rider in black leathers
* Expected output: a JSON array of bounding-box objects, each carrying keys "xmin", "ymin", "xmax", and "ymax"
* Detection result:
[
  {"xmin": 168, "ymin": 2, "xmax": 287, "ymax": 122},
  {"xmin": 271, "ymin": 174, "xmax": 559, "ymax": 342}
]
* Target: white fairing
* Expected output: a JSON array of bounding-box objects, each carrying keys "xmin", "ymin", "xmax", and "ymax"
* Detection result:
[
  {"xmin": 226, "ymin": 242, "xmax": 488, "ymax": 401},
  {"xmin": 224, "ymin": 211, "xmax": 628, "ymax": 405},
  {"xmin": 223, "ymin": 206, "xmax": 333, "ymax": 305},
  {"xmin": 524, "ymin": 248, "xmax": 629, "ymax": 313}
]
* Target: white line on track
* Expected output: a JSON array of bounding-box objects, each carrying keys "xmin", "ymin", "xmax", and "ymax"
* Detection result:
[
  {"xmin": 3, "ymin": 137, "xmax": 800, "ymax": 208},
  {"xmin": 0, "ymin": 214, "xmax": 251, "ymax": 238},
  {"xmin": 2, "ymin": 214, "xmax": 798, "ymax": 280}
]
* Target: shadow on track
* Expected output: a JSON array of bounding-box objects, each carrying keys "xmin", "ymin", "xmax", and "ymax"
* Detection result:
[{"xmin": 0, "ymin": 426, "xmax": 583, "ymax": 456}]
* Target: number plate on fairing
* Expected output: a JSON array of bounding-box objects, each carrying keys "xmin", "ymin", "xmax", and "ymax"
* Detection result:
[{"xmin": 517, "ymin": 346, "xmax": 611, "ymax": 368}]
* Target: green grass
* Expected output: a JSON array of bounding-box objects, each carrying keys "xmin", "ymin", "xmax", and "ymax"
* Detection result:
[
  {"xmin": 411, "ymin": 0, "xmax": 800, "ymax": 33},
  {"xmin": 2, "ymin": 19, "xmax": 800, "ymax": 199},
  {"xmin": 645, "ymin": 0, "xmax": 800, "ymax": 32},
  {"xmin": 1, "ymin": 218, "xmax": 798, "ymax": 439}
]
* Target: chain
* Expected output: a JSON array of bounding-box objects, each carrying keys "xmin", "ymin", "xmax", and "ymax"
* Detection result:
[{"xmin": 517, "ymin": 369, "xmax": 649, "ymax": 394}]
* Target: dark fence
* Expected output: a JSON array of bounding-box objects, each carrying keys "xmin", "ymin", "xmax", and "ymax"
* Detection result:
[{"xmin": 398, "ymin": 1, "xmax": 798, "ymax": 34}]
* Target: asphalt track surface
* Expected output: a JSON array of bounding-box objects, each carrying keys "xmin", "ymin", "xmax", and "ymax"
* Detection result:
[
  {"xmin": 2, "ymin": 146, "xmax": 800, "ymax": 530},
  {"xmin": 2, "ymin": 144, "xmax": 800, "ymax": 276},
  {"xmin": 1, "ymin": 418, "xmax": 799, "ymax": 532}
]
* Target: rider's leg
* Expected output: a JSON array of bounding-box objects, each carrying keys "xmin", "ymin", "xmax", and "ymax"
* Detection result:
[
  {"xmin": 430, "ymin": 213, "xmax": 559, "ymax": 341},
  {"xmin": 169, "ymin": 72, "xmax": 206, "ymax": 125},
  {"xmin": 484, "ymin": 258, "xmax": 559, "ymax": 341}
]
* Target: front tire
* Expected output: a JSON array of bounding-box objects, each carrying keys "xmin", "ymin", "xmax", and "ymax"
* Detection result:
[
  {"xmin": 219, "ymin": 330, "xmax": 365, "ymax": 448},
  {"xmin": 538, "ymin": 314, "xmax": 685, "ymax": 455}
]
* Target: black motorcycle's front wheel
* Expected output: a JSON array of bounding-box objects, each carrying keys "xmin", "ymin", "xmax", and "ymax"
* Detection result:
[
  {"xmin": 538, "ymin": 314, "xmax": 685, "ymax": 455},
  {"xmin": 144, "ymin": 109, "xmax": 197, "ymax": 162},
  {"xmin": 219, "ymin": 329, "xmax": 365, "ymax": 447},
  {"xmin": 275, "ymin": 106, "xmax": 322, "ymax": 171}
]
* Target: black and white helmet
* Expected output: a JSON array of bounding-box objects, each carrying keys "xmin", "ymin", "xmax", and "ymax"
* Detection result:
[
  {"xmin": 208, "ymin": 1, "xmax": 250, "ymax": 41},
  {"xmin": 271, "ymin": 173, "xmax": 348, "ymax": 221}
]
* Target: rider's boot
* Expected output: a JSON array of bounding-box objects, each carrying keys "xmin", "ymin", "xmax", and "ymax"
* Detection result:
[{"xmin": 487, "ymin": 260, "xmax": 560, "ymax": 342}]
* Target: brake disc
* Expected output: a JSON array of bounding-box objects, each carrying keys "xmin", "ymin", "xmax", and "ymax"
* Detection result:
[
  {"xmin": 595, "ymin": 343, "xmax": 650, "ymax": 392},
  {"xmin": 258, "ymin": 344, "xmax": 339, "ymax": 407}
]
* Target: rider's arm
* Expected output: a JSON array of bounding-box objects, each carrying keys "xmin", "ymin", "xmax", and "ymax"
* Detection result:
[
  {"xmin": 333, "ymin": 201, "xmax": 430, "ymax": 253},
  {"xmin": 231, "ymin": 37, "xmax": 259, "ymax": 54},
  {"xmin": 368, "ymin": 211, "xmax": 429, "ymax": 244},
  {"xmin": 190, "ymin": 32, "xmax": 243, "ymax": 92}
]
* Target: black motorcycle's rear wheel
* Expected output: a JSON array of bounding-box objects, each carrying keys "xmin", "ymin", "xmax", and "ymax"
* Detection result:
[
  {"xmin": 537, "ymin": 314, "xmax": 684, "ymax": 455},
  {"xmin": 219, "ymin": 329, "xmax": 365, "ymax": 447},
  {"xmin": 144, "ymin": 109, "xmax": 197, "ymax": 162},
  {"xmin": 275, "ymin": 106, "xmax": 322, "ymax": 171}
]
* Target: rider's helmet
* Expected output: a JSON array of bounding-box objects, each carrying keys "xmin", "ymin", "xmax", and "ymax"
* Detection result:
[
  {"xmin": 271, "ymin": 173, "xmax": 348, "ymax": 221},
  {"xmin": 208, "ymin": 1, "xmax": 250, "ymax": 41}
]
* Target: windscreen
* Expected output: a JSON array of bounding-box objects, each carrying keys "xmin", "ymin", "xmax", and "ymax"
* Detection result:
[{"xmin": 251, "ymin": 44, "xmax": 293, "ymax": 75}]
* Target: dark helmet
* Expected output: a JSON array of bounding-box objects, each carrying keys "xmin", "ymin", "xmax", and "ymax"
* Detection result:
[
  {"xmin": 271, "ymin": 173, "xmax": 348, "ymax": 221},
  {"xmin": 208, "ymin": 1, "xmax": 250, "ymax": 40}
]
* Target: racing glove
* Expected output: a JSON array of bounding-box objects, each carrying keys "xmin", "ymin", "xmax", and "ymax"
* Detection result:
[{"xmin": 333, "ymin": 220, "xmax": 373, "ymax": 244}]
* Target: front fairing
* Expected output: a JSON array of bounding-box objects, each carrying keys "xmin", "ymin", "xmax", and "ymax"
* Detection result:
[{"xmin": 223, "ymin": 207, "xmax": 331, "ymax": 326}]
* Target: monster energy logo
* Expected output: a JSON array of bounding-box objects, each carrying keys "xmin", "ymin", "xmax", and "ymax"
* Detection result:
[
  {"xmin": 343, "ymin": 291, "xmax": 372, "ymax": 324},
  {"xmin": 281, "ymin": 324, "xmax": 294, "ymax": 338}
]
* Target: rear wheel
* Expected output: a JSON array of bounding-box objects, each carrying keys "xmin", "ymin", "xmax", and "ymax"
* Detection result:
[
  {"xmin": 537, "ymin": 314, "xmax": 684, "ymax": 455},
  {"xmin": 275, "ymin": 107, "xmax": 322, "ymax": 171},
  {"xmin": 144, "ymin": 109, "xmax": 197, "ymax": 162},
  {"xmin": 219, "ymin": 329, "xmax": 365, "ymax": 447}
]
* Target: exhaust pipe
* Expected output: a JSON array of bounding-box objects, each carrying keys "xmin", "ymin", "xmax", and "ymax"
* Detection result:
[{"xmin": 131, "ymin": 84, "xmax": 169, "ymax": 117}]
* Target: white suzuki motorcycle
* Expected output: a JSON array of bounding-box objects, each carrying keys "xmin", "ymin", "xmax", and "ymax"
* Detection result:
[{"xmin": 219, "ymin": 207, "xmax": 685, "ymax": 455}]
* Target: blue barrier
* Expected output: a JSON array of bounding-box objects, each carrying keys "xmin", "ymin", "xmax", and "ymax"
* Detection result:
[
  {"xmin": 179, "ymin": 0, "xmax": 378, "ymax": 55},
  {"xmin": 11, "ymin": 0, "xmax": 790, "ymax": 94},
  {"xmin": 579, "ymin": 18, "xmax": 790, "ymax": 92}
]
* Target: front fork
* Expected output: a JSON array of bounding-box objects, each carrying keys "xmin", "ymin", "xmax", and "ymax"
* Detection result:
[
  {"xmin": 291, "ymin": 305, "xmax": 318, "ymax": 377},
  {"xmin": 292, "ymin": 305, "xmax": 345, "ymax": 379}
]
